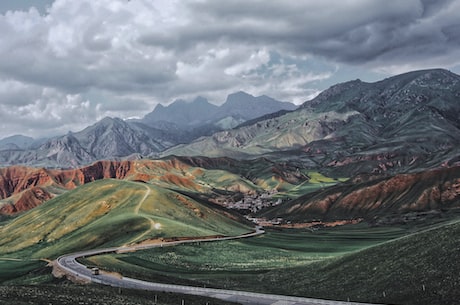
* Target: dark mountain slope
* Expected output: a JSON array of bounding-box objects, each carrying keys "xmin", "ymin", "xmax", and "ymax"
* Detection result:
[
  {"xmin": 142, "ymin": 96, "xmax": 219, "ymax": 128},
  {"xmin": 165, "ymin": 69, "xmax": 460, "ymax": 176},
  {"xmin": 215, "ymin": 91, "xmax": 297, "ymax": 120},
  {"xmin": 140, "ymin": 91, "xmax": 297, "ymax": 141}
]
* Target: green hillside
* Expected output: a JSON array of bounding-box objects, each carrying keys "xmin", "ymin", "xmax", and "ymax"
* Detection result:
[
  {"xmin": 0, "ymin": 179, "xmax": 251, "ymax": 261},
  {"xmin": 246, "ymin": 219, "xmax": 460, "ymax": 305}
]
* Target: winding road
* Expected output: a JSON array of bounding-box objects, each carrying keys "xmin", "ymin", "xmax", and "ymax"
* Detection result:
[{"xmin": 56, "ymin": 227, "xmax": 379, "ymax": 305}]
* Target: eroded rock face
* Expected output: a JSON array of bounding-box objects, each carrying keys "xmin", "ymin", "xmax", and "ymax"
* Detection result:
[
  {"xmin": 262, "ymin": 165, "xmax": 460, "ymax": 223},
  {"xmin": 0, "ymin": 167, "xmax": 53, "ymax": 199},
  {"xmin": 0, "ymin": 161, "xmax": 135, "ymax": 215}
]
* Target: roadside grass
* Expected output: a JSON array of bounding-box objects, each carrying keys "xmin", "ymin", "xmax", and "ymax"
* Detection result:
[
  {"xmin": 0, "ymin": 282, "xmax": 239, "ymax": 305},
  {"xmin": 0, "ymin": 260, "xmax": 50, "ymax": 285}
]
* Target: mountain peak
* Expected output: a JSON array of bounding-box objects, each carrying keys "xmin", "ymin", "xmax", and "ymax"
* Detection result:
[
  {"xmin": 376, "ymin": 68, "xmax": 459, "ymax": 86},
  {"xmin": 142, "ymin": 97, "xmax": 218, "ymax": 127},
  {"xmin": 192, "ymin": 96, "xmax": 209, "ymax": 105},
  {"xmin": 97, "ymin": 116, "xmax": 125, "ymax": 127},
  {"xmin": 0, "ymin": 134, "xmax": 35, "ymax": 151},
  {"xmin": 216, "ymin": 91, "xmax": 296, "ymax": 121},
  {"xmin": 225, "ymin": 91, "xmax": 254, "ymax": 104}
]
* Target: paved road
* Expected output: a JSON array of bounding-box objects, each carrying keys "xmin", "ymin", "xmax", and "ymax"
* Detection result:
[{"xmin": 56, "ymin": 227, "xmax": 380, "ymax": 305}]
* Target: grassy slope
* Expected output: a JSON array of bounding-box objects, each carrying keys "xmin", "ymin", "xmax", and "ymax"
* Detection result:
[
  {"xmin": 217, "ymin": 221, "xmax": 460, "ymax": 305},
  {"xmin": 0, "ymin": 179, "xmax": 251, "ymax": 284},
  {"xmin": 162, "ymin": 109, "xmax": 358, "ymax": 158},
  {"xmin": 84, "ymin": 220, "xmax": 460, "ymax": 305},
  {"xmin": 233, "ymin": 219, "xmax": 460, "ymax": 305},
  {"xmin": 82, "ymin": 225, "xmax": 407, "ymax": 290}
]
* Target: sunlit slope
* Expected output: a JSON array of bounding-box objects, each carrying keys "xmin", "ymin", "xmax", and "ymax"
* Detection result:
[
  {"xmin": 0, "ymin": 179, "xmax": 251, "ymax": 259},
  {"xmin": 162, "ymin": 109, "xmax": 358, "ymax": 158},
  {"xmin": 132, "ymin": 158, "xmax": 262, "ymax": 193}
]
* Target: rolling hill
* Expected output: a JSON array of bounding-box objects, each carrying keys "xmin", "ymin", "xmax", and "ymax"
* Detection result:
[{"xmin": 0, "ymin": 179, "xmax": 251, "ymax": 260}]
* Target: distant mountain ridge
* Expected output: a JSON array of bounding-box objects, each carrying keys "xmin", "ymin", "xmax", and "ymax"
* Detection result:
[
  {"xmin": 143, "ymin": 96, "xmax": 219, "ymax": 127},
  {"xmin": 0, "ymin": 118, "xmax": 174, "ymax": 168},
  {"xmin": 2, "ymin": 70, "xmax": 460, "ymax": 173},
  {"xmin": 0, "ymin": 135, "xmax": 35, "ymax": 150},
  {"xmin": 0, "ymin": 91, "xmax": 296, "ymax": 168},
  {"xmin": 140, "ymin": 91, "xmax": 296, "ymax": 132},
  {"xmin": 164, "ymin": 69, "xmax": 460, "ymax": 176}
]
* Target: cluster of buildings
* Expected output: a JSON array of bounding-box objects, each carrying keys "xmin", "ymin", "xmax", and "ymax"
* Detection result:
[{"xmin": 219, "ymin": 190, "xmax": 282, "ymax": 213}]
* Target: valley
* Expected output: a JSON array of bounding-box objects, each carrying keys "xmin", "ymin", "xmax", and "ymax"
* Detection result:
[{"xmin": 1, "ymin": 69, "xmax": 460, "ymax": 305}]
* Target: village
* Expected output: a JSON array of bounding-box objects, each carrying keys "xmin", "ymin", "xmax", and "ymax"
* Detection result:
[{"xmin": 214, "ymin": 189, "xmax": 283, "ymax": 214}]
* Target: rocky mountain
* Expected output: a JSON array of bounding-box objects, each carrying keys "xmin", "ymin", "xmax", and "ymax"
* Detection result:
[
  {"xmin": 164, "ymin": 69, "xmax": 460, "ymax": 176},
  {"xmin": 1, "ymin": 69, "xmax": 459, "ymax": 174},
  {"xmin": 0, "ymin": 160, "xmax": 134, "ymax": 214},
  {"xmin": 74, "ymin": 117, "xmax": 173, "ymax": 159},
  {"xmin": 0, "ymin": 91, "xmax": 296, "ymax": 168},
  {"xmin": 0, "ymin": 135, "xmax": 50, "ymax": 152},
  {"xmin": 0, "ymin": 135, "xmax": 36, "ymax": 150},
  {"xmin": 216, "ymin": 91, "xmax": 297, "ymax": 120},
  {"xmin": 140, "ymin": 91, "xmax": 297, "ymax": 138},
  {"xmin": 142, "ymin": 96, "xmax": 219, "ymax": 128},
  {"xmin": 0, "ymin": 118, "xmax": 175, "ymax": 168}
]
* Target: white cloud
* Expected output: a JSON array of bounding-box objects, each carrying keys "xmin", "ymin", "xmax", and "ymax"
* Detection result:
[
  {"xmin": 0, "ymin": 84, "xmax": 99, "ymax": 137},
  {"xmin": 0, "ymin": 0, "xmax": 459, "ymax": 138},
  {"xmin": 224, "ymin": 49, "xmax": 270, "ymax": 76}
]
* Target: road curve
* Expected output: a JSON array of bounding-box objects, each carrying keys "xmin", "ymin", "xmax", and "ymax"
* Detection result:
[{"xmin": 56, "ymin": 227, "xmax": 381, "ymax": 305}]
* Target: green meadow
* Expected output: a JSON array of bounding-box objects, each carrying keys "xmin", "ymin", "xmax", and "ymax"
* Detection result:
[
  {"xmin": 82, "ymin": 224, "xmax": 408, "ymax": 287},
  {"xmin": 83, "ymin": 219, "xmax": 460, "ymax": 305}
]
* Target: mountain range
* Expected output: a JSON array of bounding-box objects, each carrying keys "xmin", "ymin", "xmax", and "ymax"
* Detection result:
[
  {"xmin": 1, "ymin": 68, "xmax": 460, "ymax": 192},
  {"xmin": 141, "ymin": 92, "xmax": 297, "ymax": 129},
  {"xmin": 165, "ymin": 69, "xmax": 460, "ymax": 176},
  {"xmin": 0, "ymin": 92, "xmax": 295, "ymax": 168}
]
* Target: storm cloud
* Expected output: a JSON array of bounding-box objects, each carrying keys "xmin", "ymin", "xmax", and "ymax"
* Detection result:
[{"xmin": 0, "ymin": 0, "xmax": 459, "ymax": 138}]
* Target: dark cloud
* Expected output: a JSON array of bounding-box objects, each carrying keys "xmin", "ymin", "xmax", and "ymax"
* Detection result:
[
  {"xmin": 168, "ymin": 0, "xmax": 460, "ymax": 68},
  {"xmin": 0, "ymin": 0, "xmax": 459, "ymax": 138}
]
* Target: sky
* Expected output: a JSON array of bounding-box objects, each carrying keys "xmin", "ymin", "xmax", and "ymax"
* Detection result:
[{"xmin": 0, "ymin": 0, "xmax": 460, "ymax": 139}]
